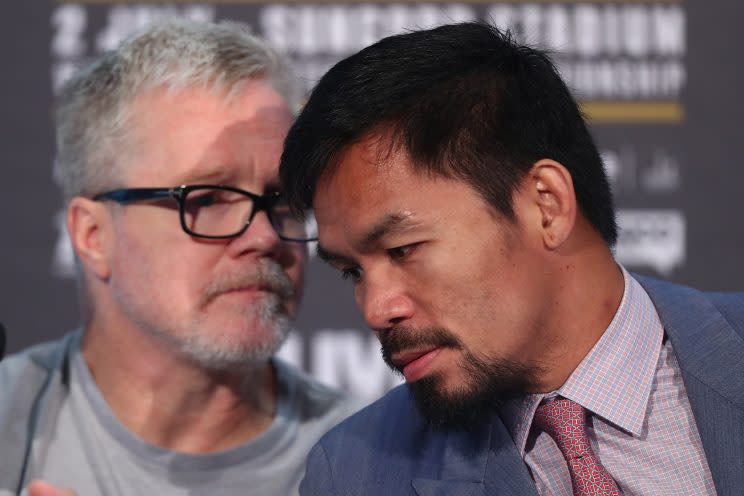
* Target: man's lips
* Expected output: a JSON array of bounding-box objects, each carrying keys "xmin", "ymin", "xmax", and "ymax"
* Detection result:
[
  {"xmin": 224, "ymin": 285, "xmax": 272, "ymax": 294},
  {"xmin": 391, "ymin": 347, "xmax": 444, "ymax": 382},
  {"xmin": 209, "ymin": 285, "xmax": 275, "ymax": 303}
]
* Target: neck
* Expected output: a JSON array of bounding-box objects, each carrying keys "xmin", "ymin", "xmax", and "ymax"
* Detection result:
[
  {"xmin": 81, "ymin": 319, "xmax": 277, "ymax": 453},
  {"xmin": 532, "ymin": 236, "xmax": 625, "ymax": 393}
]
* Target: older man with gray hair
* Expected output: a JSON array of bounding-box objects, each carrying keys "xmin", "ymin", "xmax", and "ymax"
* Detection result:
[{"xmin": 0, "ymin": 19, "xmax": 357, "ymax": 496}]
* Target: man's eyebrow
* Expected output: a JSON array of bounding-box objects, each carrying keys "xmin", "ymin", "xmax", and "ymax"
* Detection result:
[
  {"xmin": 360, "ymin": 212, "xmax": 419, "ymax": 249},
  {"xmin": 178, "ymin": 166, "xmax": 234, "ymax": 186},
  {"xmin": 316, "ymin": 212, "xmax": 421, "ymax": 265}
]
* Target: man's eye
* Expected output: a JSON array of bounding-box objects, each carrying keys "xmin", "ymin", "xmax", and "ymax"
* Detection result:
[
  {"xmin": 189, "ymin": 193, "xmax": 217, "ymax": 207},
  {"xmin": 387, "ymin": 244, "xmax": 416, "ymax": 260},
  {"xmin": 341, "ymin": 266, "xmax": 362, "ymax": 283}
]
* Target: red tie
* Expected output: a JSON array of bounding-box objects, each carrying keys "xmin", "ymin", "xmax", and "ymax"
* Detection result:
[{"xmin": 533, "ymin": 398, "xmax": 621, "ymax": 496}]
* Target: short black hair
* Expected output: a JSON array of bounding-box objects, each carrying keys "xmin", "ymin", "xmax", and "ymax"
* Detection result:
[{"xmin": 280, "ymin": 22, "xmax": 617, "ymax": 245}]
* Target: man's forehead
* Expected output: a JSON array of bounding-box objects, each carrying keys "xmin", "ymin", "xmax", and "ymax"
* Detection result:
[
  {"xmin": 129, "ymin": 83, "xmax": 292, "ymax": 128},
  {"xmin": 313, "ymin": 144, "xmax": 445, "ymax": 244},
  {"xmin": 340, "ymin": 128, "xmax": 407, "ymax": 167},
  {"xmin": 121, "ymin": 82, "xmax": 291, "ymax": 183},
  {"xmin": 316, "ymin": 133, "xmax": 413, "ymax": 197}
]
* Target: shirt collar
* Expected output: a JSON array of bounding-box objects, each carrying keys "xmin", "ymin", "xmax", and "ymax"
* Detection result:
[{"xmin": 500, "ymin": 267, "xmax": 664, "ymax": 455}]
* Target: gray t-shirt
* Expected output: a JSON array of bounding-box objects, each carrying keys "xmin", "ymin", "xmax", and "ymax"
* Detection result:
[{"xmin": 17, "ymin": 333, "xmax": 359, "ymax": 496}]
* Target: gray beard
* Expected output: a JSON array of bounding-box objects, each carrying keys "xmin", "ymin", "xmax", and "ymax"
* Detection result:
[{"xmin": 175, "ymin": 293, "xmax": 291, "ymax": 371}]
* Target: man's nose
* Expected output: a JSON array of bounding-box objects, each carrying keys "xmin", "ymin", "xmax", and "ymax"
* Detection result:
[
  {"xmin": 230, "ymin": 210, "xmax": 283, "ymax": 257},
  {"xmin": 357, "ymin": 271, "xmax": 414, "ymax": 333}
]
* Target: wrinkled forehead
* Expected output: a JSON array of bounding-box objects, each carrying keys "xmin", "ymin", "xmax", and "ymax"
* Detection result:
[
  {"xmin": 120, "ymin": 82, "xmax": 293, "ymax": 185},
  {"xmin": 128, "ymin": 80, "xmax": 293, "ymax": 130}
]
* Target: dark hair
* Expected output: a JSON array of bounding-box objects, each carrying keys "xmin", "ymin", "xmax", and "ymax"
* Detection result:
[{"xmin": 280, "ymin": 22, "xmax": 617, "ymax": 245}]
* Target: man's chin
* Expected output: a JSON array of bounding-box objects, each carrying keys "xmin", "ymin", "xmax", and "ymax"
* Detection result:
[
  {"xmin": 173, "ymin": 319, "xmax": 290, "ymax": 371},
  {"xmin": 407, "ymin": 374, "xmax": 503, "ymax": 431},
  {"xmin": 406, "ymin": 362, "xmax": 534, "ymax": 431},
  {"xmin": 180, "ymin": 336, "xmax": 285, "ymax": 371}
]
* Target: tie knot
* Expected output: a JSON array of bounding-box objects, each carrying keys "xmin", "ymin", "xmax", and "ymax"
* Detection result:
[{"xmin": 533, "ymin": 398, "xmax": 590, "ymax": 461}]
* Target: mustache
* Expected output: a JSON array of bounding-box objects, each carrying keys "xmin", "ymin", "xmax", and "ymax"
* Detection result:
[
  {"xmin": 202, "ymin": 260, "xmax": 294, "ymax": 304},
  {"xmin": 379, "ymin": 326, "xmax": 462, "ymax": 374}
]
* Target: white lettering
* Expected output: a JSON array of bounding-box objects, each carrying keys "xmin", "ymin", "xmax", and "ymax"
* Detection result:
[
  {"xmin": 600, "ymin": 150, "xmax": 621, "ymax": 187},
  {"xmin": 652, "ymin": 6, "xmax": 685, "ymax": 55},
  {"xmin": 602, "ymin": 6, "xmax": 622, "ymax": 56},
  {"xmin": 51, "ymin": 5, "xmax": 87, "ymax": 59},
  {"xmin": 485, "ymin": 4, "xmax": 685, "ymax": 58},
  {"xmin": 560, "ymin": 60, "xmax": 686, "ymax": 99},
  {"xmin": 544, "ymin": 5, "xmax": 570, "ymax": 53},
  {"xmin": 51, "ymin": 61, "xmax": 81, "ymax": 93},
  {"xmin": 260, "ymin": 5, "xmax": 475, "ymax": 56},
  {"xmin": 575, "ymin": 5, "xmax": 601, "ymax": 57},
  {"xmin": 623, "ymin": 6, "xmax": 650, "ymax": 57},
  {"xmin": 489, "ymin": 5, "xmax": 516, "ymax": 33},
  {"xmin": 312, "ymin": 330, "xmax": 400, "ymax": 400},
  {"xmin": 641, "ymin": 150, "xmax": 681, "ymax": 192},
  {"xmin": 521, "ymin": 5, "xmax": 542, "ymax": 46},
  {"xmin": 95, "ymin": 5, "xmax": 215, "ymax": 53},
  {"xmin": 615, "ymin": 210, "xmax": 686, "ymax": 275}
]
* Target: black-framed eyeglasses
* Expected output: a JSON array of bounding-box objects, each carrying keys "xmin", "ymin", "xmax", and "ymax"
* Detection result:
[{"xmin": 92, "ymin": 184, "xmax": 317, "ymax": 242}]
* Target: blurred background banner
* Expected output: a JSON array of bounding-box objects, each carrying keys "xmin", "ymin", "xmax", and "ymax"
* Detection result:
[{"xmin": 2, "ymin": 0, "xmax": 742, "ymax": 401}]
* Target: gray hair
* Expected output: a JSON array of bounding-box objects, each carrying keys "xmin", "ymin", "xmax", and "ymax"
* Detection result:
[{"xmin": 54, "ymin": 19, "xmax": 299, "ymax": 204}]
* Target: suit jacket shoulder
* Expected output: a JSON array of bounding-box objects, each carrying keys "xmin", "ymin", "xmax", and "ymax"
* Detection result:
[
  {"xmin": 635, "ymin": 274, "xmax": 744, "ymax": 401},
  {"xmin": 707, "ymin": 291, "xmax": 744, "ymax": 338},
  {"xmin": 635, "ymin": 275, "xmax": 744, "ymax": 496}
]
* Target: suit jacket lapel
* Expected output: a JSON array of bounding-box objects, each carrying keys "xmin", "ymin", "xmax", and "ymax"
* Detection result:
[
  {"xmin": 484, "ymin": 419, "xmax": 540, "ymax": 496},
  {"xmin": 412, "ymin": 416, "xmax": 537, "ymax": 496},
  {"xmin": 638, "ymin": 276, "xmax": 744, "ymax": 496}
]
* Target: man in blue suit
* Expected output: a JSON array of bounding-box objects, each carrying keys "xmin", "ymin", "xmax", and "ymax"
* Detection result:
[{"xmin": 280, "ymin": 23, "xmax": 744, "ymax": 495}]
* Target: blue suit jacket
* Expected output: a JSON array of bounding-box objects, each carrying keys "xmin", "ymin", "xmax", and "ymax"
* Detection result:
[{"xmin": 300, "ymin": 276, "xmax": 744, "ymax": 495}]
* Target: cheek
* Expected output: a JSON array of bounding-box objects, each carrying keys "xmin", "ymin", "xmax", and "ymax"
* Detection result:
[
  {"xmin": 413, "ymin": 236, "xmax": 537, "ymax": 346},
  {"xmin": 117, "ymin": 235, "xmax": 206, "ymax": 304},
  {"xmin": 415, "ymin": 240, "xmax": 503, "ymax": 305}
]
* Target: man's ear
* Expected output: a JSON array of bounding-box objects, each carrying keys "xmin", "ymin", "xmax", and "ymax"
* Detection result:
[
  {"xmin": 67, "ymin": 197, "xmax": 113, "ymax": 280},
  {"xmin": 524, "ymin": 159, "xmax": 577, "ymax": 250}
]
